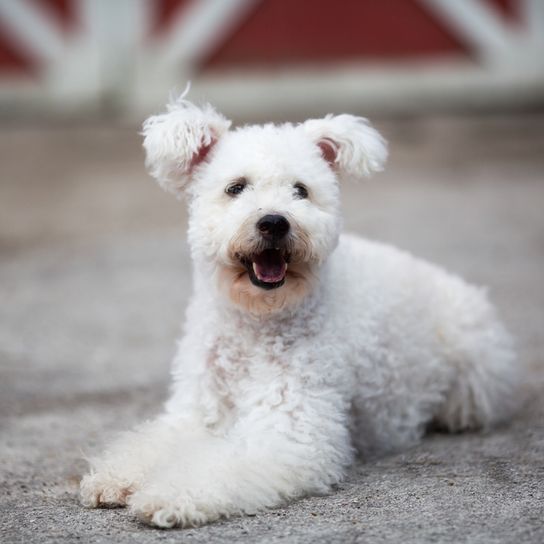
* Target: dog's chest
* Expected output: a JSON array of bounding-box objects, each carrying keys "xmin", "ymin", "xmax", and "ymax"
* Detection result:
[{"xmin": 200, "ymin": 330, "xmax": 298, "ymax": 427}]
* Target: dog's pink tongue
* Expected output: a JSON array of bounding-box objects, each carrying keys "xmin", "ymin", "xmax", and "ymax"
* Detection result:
[{"xmin": 253, "ymin": 250, "xmax": 287, "ymax": 283}]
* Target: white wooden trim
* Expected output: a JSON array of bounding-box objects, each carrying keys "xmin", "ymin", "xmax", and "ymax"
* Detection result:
[
  {"xmin": 0, "ymin": 0, "xmax": 65, "ymax": 63},
  {"xmin": 521, "ymin": 0, "xmax": 544, "ymax": 46},
  {"xmin": 129, "ymin": 60, "xmax": 544, "ymax": 120},
  {"xmin": 0, "ymin": 0, "xmax": 543, "ymax": 115},
  {"xmin": 158, "ymin": 0, "xmax": 260, "ymax": 71},
  {"xmin": 420, "ymin": 0, "xmax": 521, "ymax": 66}
]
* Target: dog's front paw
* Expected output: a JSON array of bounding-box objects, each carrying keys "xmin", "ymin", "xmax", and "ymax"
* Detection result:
[
  {"xmin": 79, "ymin": 472, "xmax": 135, "ymax": 508},
  {"xmin": 128, "ymin": 490, "xmax": 216, "ymax": 528}
]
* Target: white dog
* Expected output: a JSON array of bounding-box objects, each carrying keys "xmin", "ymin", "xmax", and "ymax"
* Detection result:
[{"xmin": 80, "ymin": 96, "xmax": 518, "ymax": 528}]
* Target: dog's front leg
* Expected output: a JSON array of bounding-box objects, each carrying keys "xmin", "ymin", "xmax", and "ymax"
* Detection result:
[
  {"xmin": 128, "ymin": 390, "xmax": 354, "ymax": 528},
  {"xmin": 80, "ymin": 416, "xmax": 204, "ymax": 508}
]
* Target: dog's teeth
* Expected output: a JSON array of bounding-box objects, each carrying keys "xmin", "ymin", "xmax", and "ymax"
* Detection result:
[{"xmin": 252, "ymin": 262, "xmax": 258, "ymax": 275}]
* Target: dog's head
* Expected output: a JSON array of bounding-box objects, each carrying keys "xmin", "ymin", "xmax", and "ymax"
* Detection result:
[{"xmin": 142, "ymin": 96, "xmax": 387, "ymax": 315}]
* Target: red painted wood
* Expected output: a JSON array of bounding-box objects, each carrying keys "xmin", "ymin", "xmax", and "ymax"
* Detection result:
[
  {"xmin": 0, "ymin": 21, "xmax": 36, "ymax": 75},
  {"xmin": 488, "ymin": 0, "xmax": 519, "ymax": 20},
  {"xmin": 30, "ymin": 0, "xmax": 76, "ymax": 31},
  {"xmin": 0, "ymin": 0, "xmax": 523, "ymax": 76},
  {"xmin": 203, "ymin": 0, "xmax": 470, "ymax": 70},
  {"xmin": 152, "ymin": 0, "xmax": 191, "ymax": 35}
]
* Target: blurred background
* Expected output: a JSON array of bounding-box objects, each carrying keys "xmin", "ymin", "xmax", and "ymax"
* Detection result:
[
  {"xmin": 1, "ymin": 1, "xmax": 544, "ymax": 541},
  {"xmin": 1, "ymin": 0, "xmax": 544, "ymax": 118}
]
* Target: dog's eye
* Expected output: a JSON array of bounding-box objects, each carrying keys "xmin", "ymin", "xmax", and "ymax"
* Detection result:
[
  {"xmin": 226, "ymin": 179, "xmax": 247, "ymax": 197},
  {"xmin": 294, "ymin": 183, "xmax": 309, "ymax": 199}
]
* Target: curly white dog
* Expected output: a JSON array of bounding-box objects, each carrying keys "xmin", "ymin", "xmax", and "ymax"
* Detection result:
[{"xmin": 80, "ymin": 96, "xmax": 518, "ymax": 528}]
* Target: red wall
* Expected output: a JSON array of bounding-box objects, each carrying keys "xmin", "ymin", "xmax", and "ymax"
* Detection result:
[{"xmin": 0, "ymin": 0, "xmax": 520, "ymax": 76}]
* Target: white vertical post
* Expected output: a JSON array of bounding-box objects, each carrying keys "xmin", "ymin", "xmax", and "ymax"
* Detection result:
[{"xmin": 131, "ymin": 0, "xmax": 261, "ymax": 111}]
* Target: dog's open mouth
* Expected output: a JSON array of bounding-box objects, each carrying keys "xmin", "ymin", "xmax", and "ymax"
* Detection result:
[{"xmin": 241, "ymin": 249, "xmax": 289, "ymax": 290}]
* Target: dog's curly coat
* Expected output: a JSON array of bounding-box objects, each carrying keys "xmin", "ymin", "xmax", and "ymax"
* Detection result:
[{"xmin": 80, "ymin": 95, "xmax": 519, "ymax": 528}]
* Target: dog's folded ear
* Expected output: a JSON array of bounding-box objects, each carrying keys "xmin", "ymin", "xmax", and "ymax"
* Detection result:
[
  {"xmin": 301, "ymin": 114, "xmax": 388, "ymax": 181},
  {"xmin": 142, "ymin": 97, "xmax": 231, "ymax": 195}
]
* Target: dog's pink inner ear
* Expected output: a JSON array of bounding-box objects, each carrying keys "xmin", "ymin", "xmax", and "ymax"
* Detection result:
[
  {"xmin": 189, "ymin": 139, "xmax": 214, "ymax": 171},
  {"xmin": 317, "ymin": 138, "xmax": 338, "ymax": 165}
]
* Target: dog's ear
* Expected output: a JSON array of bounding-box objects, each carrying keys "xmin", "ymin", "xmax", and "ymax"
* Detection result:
[
  {"xmin": 142, "ymin": 97, "xmax": 231, "ymax": 195},
  {"xmin": 301, "ymin": 114, "xmax": 387, "ymax": 181}
]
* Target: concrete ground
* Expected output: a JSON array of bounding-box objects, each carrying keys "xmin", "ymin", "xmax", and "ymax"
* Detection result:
[{"xmin": 1, "ymin": 114, "xmax": 543, "ymax": 543}]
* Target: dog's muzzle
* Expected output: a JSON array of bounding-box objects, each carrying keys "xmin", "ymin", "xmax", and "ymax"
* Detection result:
[{"xmin": 239, "ymin": 214, "xmax": 291, "ymax": 290}]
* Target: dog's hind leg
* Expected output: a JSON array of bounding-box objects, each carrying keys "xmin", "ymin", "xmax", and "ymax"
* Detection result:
[{"xmin": 431, "ymin": 285, "xmax": 519, "ymax": 432}]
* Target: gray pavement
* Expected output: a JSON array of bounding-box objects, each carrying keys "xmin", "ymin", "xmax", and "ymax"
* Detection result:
[{"xmin": 1, "ymin": 115, "xmax": 543, "ymax": 543}]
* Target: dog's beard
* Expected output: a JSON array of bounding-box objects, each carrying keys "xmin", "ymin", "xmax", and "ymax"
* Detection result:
[
  {"xmin": 218, "ymin": 224, "xmax": 318, "ymax": 315},
  {"xmin": 217, "ymin": 260, "xmax": 317, "ymax": 316}
]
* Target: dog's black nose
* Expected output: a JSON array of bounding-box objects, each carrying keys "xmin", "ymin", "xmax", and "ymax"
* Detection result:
[{"xmin": 257, "ymin": 214, "xmax": 290, "ymax": 241}]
